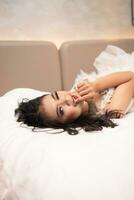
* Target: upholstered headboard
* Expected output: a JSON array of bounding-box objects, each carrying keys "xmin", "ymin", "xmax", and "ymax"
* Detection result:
[
  {"xmin": 0, "ymin": 41, "xmax": 61, "ymax": 95},
  {"xmin": 60, "ymin": 39, "xmax": 134, "ymax": 90},
  {"xmin": 0, "ymin": 39, "xmax": 134, "ymax": 95}
]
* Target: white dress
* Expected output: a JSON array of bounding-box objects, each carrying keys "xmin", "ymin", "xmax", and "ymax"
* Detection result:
[{"xmin": 71, "ymin": 45, "xmax": 134, "ymax": 114}]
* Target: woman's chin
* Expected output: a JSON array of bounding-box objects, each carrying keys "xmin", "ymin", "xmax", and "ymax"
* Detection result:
[{"xmin": 81, "ymin": 101, "xmax": 89, "ymax": 116}]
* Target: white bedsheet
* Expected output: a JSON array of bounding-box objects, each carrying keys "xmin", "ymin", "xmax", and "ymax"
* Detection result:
[{"xmin": 0, "ymin": 88, "xmax": 134, "ymax": 200}]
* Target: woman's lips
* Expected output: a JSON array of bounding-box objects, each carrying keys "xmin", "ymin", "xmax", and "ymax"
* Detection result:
[{"xmin": 71, "ymin": 93, "xmax": 81, "ymax": 105}]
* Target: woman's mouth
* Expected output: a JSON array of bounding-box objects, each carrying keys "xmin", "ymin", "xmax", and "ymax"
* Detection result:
[{"xmin": 71, "ymin": 93, "xmax": 81, "ymax": 105}]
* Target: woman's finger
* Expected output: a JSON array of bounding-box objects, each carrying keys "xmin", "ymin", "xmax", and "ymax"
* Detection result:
[
  {"xmin": 77, "ymin": 85, "xmax": 93, "ymax": 92},
  {"xmin": 77, "ymin": 84, "xmax": 93, "ymax": 93},
  {"xmin": 77, "ymin": 86, "xmax": 89, "ymax": 93},
  {"xmin": 77, "ymin": 82, "xmax": 84, "ymax": 87},
  {"xmin": 75, "ymin": 92, "xmax": 95, "ymax": 103},
  {"xmin": 83, "ymin": 92, "xmax": 95, "ymax": 100},
  {"xmin": 78, "ymin": 88, "xmax": 94, "ymax": 97},
  {"xmin": 77, "ymin": 81, "xmax": 88, "ymax": 88}
]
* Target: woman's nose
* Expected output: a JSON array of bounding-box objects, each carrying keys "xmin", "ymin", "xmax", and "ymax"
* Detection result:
[
  {"xmin": 65, "ymin": 99, "xmax": 71, "ymax": 106},
  {"xmin": 59, "ymin": 96, "xmax": 72, "ymax": 106}
]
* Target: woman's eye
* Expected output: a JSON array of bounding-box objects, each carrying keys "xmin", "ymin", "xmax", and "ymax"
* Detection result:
[{"xmin": 59, "ymin": 106, "xmax": 64, "ymax": 116}]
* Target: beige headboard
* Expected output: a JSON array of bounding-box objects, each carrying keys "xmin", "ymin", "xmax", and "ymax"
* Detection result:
[
  {"xmin": 60, "ymin": 39, "xmax": 134, "ymax": 90},
  {"xmin": 0, "ymin": 41, "xmax": 61, "ymax": 95},
  {"xmin": 1, "ymin": 39, "xmax": 134, "ymax": 95}
]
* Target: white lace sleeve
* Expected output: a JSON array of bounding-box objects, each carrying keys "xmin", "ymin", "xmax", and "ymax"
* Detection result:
[{"xmin": 98, "ymin": 88, "xmax": 114, "ymax": 114}]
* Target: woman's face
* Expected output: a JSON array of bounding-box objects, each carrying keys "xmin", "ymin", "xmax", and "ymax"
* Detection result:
[{"xmin": 40, "ymin": 91, "xmax": 89, "ymax": 124}]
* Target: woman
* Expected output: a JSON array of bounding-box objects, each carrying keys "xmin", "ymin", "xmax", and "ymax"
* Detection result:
[{"xmin": 15, "ymin": 71, "xmax": 134, "ymax": 135}]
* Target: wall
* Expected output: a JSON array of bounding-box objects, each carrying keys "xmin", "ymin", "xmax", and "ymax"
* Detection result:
[{"xmin": 0, "ymin": 0, "xmax": 134, "ymax": 47}]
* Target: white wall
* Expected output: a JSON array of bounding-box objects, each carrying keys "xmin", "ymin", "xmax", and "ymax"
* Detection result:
[{"xmin": 0, "ymin": 0, "xmax": 134, "ymax": 47}]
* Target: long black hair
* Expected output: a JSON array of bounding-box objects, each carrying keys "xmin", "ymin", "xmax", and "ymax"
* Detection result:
[{"xmin": 15, "ymin": 94, "xmax": 119, "ymax": 135}]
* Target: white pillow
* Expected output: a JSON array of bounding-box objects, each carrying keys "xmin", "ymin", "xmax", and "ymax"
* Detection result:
[{"xmin": 0, "ymin": 88, "xmax": 49, "ymax": 123}]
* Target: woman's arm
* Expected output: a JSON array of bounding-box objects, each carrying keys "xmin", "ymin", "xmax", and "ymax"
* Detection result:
[
  {"xmin": 76, "ymin": 71, "xmax": 134, "ymax": 102},
  {"xmin": 93, "ymin": 71, "xmax": 134, "ymax": 92},
  {"xmin": 104, "ymin": 76, "xmax": 134, "ymax": 115}
]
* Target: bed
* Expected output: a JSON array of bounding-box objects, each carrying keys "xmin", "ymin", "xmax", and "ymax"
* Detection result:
[{"xmin": 0, "ymin": 39, "xmax": 134, "ymax": 200}]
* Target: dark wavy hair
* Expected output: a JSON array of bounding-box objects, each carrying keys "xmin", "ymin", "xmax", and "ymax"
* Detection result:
[{"xmin": 15, "ymin": 94, "xmax": 119, "ymax": 135}]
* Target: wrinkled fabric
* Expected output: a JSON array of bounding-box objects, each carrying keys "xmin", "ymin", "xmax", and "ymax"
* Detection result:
[{"xmin": 0, "ymin": 88, "xmax": 134, "ymax": 200}]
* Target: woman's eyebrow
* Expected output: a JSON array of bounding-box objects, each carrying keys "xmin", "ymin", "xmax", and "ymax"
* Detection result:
[
  {"xmin": 51, "ymin": 92, "xmax": 55, "ymax": 100},
  {"xmin": 51, "ymin": 91, "xmax": 59, "ymax": 100},
  {"xmin": 55, "ymin": 91, "xmax": 59, "ymax": 100}
]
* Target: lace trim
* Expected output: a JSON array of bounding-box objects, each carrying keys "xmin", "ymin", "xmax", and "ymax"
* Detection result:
[{"xmin": 98, "ymin": 88, "xmax": 114, "ymax": 114}]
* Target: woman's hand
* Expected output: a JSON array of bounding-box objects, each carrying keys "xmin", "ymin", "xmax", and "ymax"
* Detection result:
[{"xmin": 75, "ymin": 81, "xmax": 97, "ymax": 103}]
